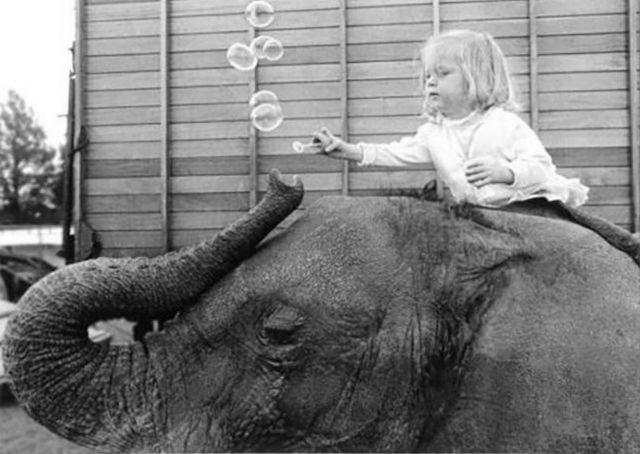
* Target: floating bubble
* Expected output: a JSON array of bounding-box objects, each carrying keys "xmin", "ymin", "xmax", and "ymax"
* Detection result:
[
  {"xmin": 251, "ymin": 103, "xmax": 283, "ymax": 132},
  {"xmin": 226, "ymin": 42, "xmax": 257, "ymax": 71},
  {"xmin": 250, "ymin": 35, "xmax": 272, "ymax": 59},
  {"xmin": 263, "ymin": 38, "xmax": 284, "ymax": 61},
  {"xmin": 245, "ymin": 0, "xmax": 275, "ymax": 28},
  {"xmin": 249, "ymin": 89, "xmax": 278, "ymax": 108}
]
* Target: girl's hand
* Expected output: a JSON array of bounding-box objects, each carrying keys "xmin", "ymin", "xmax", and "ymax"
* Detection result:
[
  {"xmin": 312, "ymin": 127, "xmax": 363, "ymax": 162},
  {"xmin": 313, "ymin": 127, "xmax": 346, "ymax": 153},
  {"xmin": 465, "ymin": 156, "xmax": 514, "ymax": 187}
]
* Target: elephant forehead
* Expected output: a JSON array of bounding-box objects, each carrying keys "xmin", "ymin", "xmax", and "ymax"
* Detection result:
[{"xmin": 263, "ymin": 196, "xmax": 413, "ymax": 264}]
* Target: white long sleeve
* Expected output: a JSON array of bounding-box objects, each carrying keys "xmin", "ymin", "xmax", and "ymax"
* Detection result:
[
  {"xmin": 357, "ymin": 107, "xmax": 588, "ymax": 207},
  {"xmin": 359, "ymin": 126, "xmax": 432, "ymax": 167}
]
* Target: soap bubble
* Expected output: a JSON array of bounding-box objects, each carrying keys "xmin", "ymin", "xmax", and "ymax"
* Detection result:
[
  {"xmin": 249, "ymin": 90, "xmax": 278, "ymax": 108},
  {"xmin": 263, "ymin": 38, "xmax": 284, "ymax": 61},
  {"xmin": 250, "ymin": 35, "xmax": 272, "ymax": 59},
  {"xmin": 292, "ymin": 141, "xmax": 305, "ymax": 153},
  {"xmin": 251, "ymin": 103, "xmax": 283, "ymax": 132},
  {"xmin": 226, "ymin": 42, "xmax": 257, "ymax": 71},
  {"xmin": 245, "ymin": 1, "xmax": 275, "ymax": 28}
]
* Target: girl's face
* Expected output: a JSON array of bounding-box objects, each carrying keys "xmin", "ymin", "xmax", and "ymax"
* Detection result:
[{"xmin": 424, "ymin": 58, "xmax": 474, "ymax": 119}]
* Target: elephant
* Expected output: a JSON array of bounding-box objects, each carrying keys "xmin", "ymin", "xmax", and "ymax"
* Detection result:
[{"xmin": 4, "ymin": 169, "xmax": 640, "ymax": 453}]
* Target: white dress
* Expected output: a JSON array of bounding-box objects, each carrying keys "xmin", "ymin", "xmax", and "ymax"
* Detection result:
[{"xmin": 358, "ymin": 107, "xmax": 589, "ymax": 208}]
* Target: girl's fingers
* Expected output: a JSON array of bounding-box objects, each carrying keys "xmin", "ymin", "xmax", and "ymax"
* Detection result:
[{"xmin": 312, "ymin": 131, "xmax": 331, "ymax": 149}]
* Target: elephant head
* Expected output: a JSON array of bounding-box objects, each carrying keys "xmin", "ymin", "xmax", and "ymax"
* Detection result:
[{"xmin": 5, "ymin": 179, "xmax": 640, "ymax": 452}]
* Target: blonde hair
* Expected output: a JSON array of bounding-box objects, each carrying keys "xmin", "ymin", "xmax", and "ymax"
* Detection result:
[{"xmin": 419, "ymin": 29, "xmax": 518, "ymax": 118}]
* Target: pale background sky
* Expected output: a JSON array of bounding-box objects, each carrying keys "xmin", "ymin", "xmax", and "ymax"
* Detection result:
[{"xmin": 0, "ymin": 0, "xmax": 76, "ymax": 148}]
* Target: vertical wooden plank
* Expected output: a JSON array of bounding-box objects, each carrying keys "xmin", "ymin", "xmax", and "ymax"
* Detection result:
[
  {"xmin": 340, "ymin": 0, "xmax": 349, "ymax": 195},
  {"xmin": 433, "ymin": 0, "xmax": 440, "ymax": 36},
  {"xmin": 629, "ymin": 0, "xmax": 640, "ymax": 231},
  {"xmin": 74, "ymin": 0, "xmax": 85, "ymax": 261},
  {"xmin": 248, "ymin": 26, "xmax": 258, "ymax": 208},
  {"xmin": 433, "ymin": 0, "xmax": 442, "ymax": 198},
  {"xmin": 160, "ymin": 0, "xmax": 170, "ymax": 251},
  {"xmin": 528, "ymin": 0, "xmax": 539, "ymax": 132}
]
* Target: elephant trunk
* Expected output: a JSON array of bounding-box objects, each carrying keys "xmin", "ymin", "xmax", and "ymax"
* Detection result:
[{"xmin": 2, "ymin": 170, "xmax": 303, "ymax": 451}]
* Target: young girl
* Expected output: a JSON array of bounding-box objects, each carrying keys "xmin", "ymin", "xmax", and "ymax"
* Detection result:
[{"xmin": 312, "ymin": 29, "xmax": 588, "ymax": 208}]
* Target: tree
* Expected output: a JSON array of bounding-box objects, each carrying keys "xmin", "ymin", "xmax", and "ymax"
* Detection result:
[{"xmin": 0, "ymin": 90, "xmax": 62, "ymax": 224}]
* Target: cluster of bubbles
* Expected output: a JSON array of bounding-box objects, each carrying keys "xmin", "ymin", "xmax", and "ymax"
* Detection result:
[
  {"xmin": 226, "ymin": 1, "xmax": 285, "ymax": 132},
  {"xmin": 249, "ymin": 90, "xmax": 283, "ymax": 132}
]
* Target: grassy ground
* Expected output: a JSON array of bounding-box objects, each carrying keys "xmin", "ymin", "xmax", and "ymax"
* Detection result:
[{"xmin": 0, "ymin": 402, "xmax": 100, "ymax": 454}]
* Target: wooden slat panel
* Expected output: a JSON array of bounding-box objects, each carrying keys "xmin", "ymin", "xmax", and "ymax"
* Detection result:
[
  {"xmin": 87, "ymin": 37, "xmax": 159, "ymax": 55},
  {"xmin": 536, "ymin": 0, "xmax": 626, "ymax": 18},
  {"xmin": 86, "ymin": 2, "xmax": 159, "ymax": 22},
  {"xmin": 86, "ymin": 158, "xmax": 159, "ymax": 178},
  {"xmin": 88, "ymin": 0, "xmax": 154, "ymax": 5},
  {"xmin": 258, "ymin": 155, "xmax": 344, "ymax": 174},
  {"xmin": 86, "ymin": 89, "xmax": 159, "ymax": 108},
  {"xmin": 86, "ymin": 177, "xmax": 159, "ymax": 195},
  {"xmin": 539, "ymin": 33, "xmax": 626, "ymax": 55},
  {"xmin": 172, "ymin": 175, "xmax": 249, "ymax": 193},
  {"xmin": 539, "ymin": 91, "xmax": 628, "ymax": 111},
  {"xmin": 90, "ymin": 124, "xmax": 160, "ymax": 142},
  {"xmin": 441, "ymin": 1, "xmax": 529, "ymax": 21},
  {"xmin": 171, "ymin": 46, "xmax": 341, "ymax": 70},
  {"xmin": 256, "ymin": 172, "xmax": 344, "ymax": 192},
  {"xmin": 87, "ymin": 106, "xmax": 160, "ymax": 125},
  {"xmin": 170, "ymin": 139, "xmax": 249, "ymax": 158},
  {"xmin": 170, "ymin": 85, "xmax": 249, "ymax": 105},
  {"xmin": 171, "ymin": 156, "xmax": 249, "ymax": 176},
  {"xmin": 581, "ymin": 204, "xmax": 631, "ymax": 224},
  {"xmin": 540, "ymin": 129, "xmax": 630, "ymax": 149},
  {"xmin": 86, "ymin": 54, "xmax": 160, "ymax": 73},
  {"xmin": 538, "ymin": 110, "xmax": 629, "ymax": 130},
  {"xmin": 584, "ymin": 186, "xmax": 631, "ymax": 205},
  {"xmin": 171, "ymin": 0, "xmax": 340, "ymax": 17},
  {"xmin": 85, "ymin": 194, "xmax": 159, "ymax": 213},
  {"xmin": 88, "ymin": 212, "xmax": 161, "ymax": 230},
  {"xmin": 98, "ymin": 231, "xmax": 163, "ymax": 249},
  {"xmin": 87, "ymin": 142, "xmax": 161, "ymax": 160},
  {"xmin": 347, "ymin": 5, "xmax": 431, "ymax": 26},
  {"xmin": 170, "ymin": 121, "xmax": 251, "ymax": 140},
  {"xmin": 87, "ymin": 72, "xmax": 160, "ymax": 90},
  {"xmin": 537, "ymin": 14, "xmax": 626, "ymax": 36},
  {"xmin": 549, "ymin": 147, "xmax": 629, "ymax": 167},
  {"xmin": 562, "ymin": 167, "xmax": 630, "ymax": 186},
  {"xmin": 172, "ymin": 9, "xmax": 338, "ymax": 34},
  {"xmin": 172, "ymin": 193, "xmax": 249, "ymax": 211},
  {"xmin": 171, "ymin": 211, "xmax": 247, "ymax": 229},
  {"xmin": 171, "ymin": 104, "xmax": 248, "ymax": 122},
  {"xmin": 88, "ymin": 18, "xmax": 159, "ymax": 38}
]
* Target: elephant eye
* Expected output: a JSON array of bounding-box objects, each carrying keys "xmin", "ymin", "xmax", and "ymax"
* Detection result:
[
  {"xmin": 261, "ymin": 305, "xmax": 303, "ymax": 345},
  {"xmin": 262, "ymin": 326, "xmax": 296, "ymax": 345}
]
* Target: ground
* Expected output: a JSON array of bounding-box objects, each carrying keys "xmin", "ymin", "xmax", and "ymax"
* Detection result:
[{"xmin": 0, "ymin": 402, "xmax": 100, "ymax": 454}]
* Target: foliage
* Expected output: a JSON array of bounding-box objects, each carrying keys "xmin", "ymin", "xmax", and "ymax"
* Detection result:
[{"xmin": 0, "ymin": 90, "xmax": 63, "ymax": 224}]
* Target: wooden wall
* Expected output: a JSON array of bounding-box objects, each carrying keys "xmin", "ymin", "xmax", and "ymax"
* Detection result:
[{"xmin": 77, "ymin": 0, "xmax": 640, "ymax": 258}]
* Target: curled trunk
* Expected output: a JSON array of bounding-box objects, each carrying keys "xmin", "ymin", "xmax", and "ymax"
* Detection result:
[{"xmin": 2, "ymin": 170, "xmax": 303, "ymax": 451}]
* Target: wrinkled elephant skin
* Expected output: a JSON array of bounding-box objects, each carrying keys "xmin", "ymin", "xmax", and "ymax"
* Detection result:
[{"xmin": 4, "ymin": 179, "xmax": 640, "ymax": 452}]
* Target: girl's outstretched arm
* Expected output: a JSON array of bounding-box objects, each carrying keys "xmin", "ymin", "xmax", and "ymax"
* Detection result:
[{"xmin": 313, "ymin": 127, "xmax": 363, "ymax": 162}]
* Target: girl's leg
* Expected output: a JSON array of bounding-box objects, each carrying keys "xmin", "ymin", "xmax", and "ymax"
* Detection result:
[{"xmin": 503, "ymin": 199, "xmax": 640, "ymax": 266}]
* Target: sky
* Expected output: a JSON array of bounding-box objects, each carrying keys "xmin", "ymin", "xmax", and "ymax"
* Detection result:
[{"xmin": 0, "ymin": 0, "xmax": 76, "ymax": 148}]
